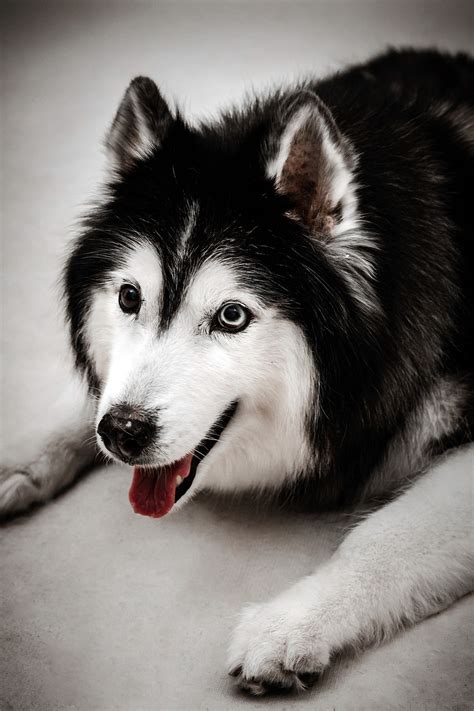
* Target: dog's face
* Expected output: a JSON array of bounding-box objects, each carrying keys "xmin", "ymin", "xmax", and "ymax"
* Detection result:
[
  {"xmin": 90, "ymin": 236, "xmax": 315, "ymax": 508},
  {"xmin": 65, "ymin": 78, "xmax": 364, "ymax": 516}
]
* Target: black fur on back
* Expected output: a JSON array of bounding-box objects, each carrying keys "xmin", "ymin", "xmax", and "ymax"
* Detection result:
[{"xmin": 64, "ymin": 48, "xmax": 474, "ymax": 508}]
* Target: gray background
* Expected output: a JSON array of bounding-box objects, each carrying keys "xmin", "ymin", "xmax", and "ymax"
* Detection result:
[{"xmin": 1, "ymin": 2, "xmax": 473, "ymax": 710}]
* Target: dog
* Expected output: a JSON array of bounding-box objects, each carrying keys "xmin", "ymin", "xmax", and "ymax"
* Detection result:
[{"xmin": 1, "ymin": 48, "xmax": 473, "ymax": 695}]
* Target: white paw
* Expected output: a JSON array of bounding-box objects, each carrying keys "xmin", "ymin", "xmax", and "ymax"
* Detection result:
[
  {"xmin": 0, "ymin": 465, "xmax": 43, "ymax": 517},
  {"xmin": 228, "ymin": 599, "xmax": 331, "ymax": 696}
]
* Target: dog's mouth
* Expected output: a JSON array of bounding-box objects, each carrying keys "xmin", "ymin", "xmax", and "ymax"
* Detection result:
[{"xmin": 128, "ymin": 401, "xmax": 238, "ymax": 518}]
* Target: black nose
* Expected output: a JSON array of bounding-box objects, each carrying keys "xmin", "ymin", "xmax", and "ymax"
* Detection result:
[{"xmin": 97, "ymin": 406, "xmax": 155, "ymax": 463}]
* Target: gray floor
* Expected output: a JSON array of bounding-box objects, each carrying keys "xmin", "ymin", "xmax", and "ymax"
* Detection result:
[{"xmin": 2, "ymin": 2, "xmax": 473, "ymax": 709}]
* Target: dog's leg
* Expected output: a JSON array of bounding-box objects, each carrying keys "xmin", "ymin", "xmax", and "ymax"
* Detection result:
[
  {"xmin": 228, "ymin": 445, "xmax": 474, "ymax": 695},
  {"xmin": 0, "ymin": 380, "xmax": 97, "ymax": 517}
]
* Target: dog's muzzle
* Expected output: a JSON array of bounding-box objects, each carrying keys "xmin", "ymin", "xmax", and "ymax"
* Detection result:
[{"xmin": 129, "ymin": 401, "xmax": 238, "ymax": 518}]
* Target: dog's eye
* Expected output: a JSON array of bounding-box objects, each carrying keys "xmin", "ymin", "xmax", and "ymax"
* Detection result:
[
  {"xmin": 119, "ymin": 284, "xmax": 141, "ymax": 314},
  {"xmin": 215, "ymin": 303, "xmax": 251, "ymax": 333}
]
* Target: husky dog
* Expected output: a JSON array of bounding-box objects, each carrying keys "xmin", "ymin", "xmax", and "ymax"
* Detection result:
[{"xmin": 1, "ymin": 49, "xmax": 473, "ymax": 695}]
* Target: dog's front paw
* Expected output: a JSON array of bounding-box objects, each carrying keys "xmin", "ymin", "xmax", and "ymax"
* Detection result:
[
  {"xmin": 228, "ymin": 599, "xmax": 331, "ymax": 696},
  {"xmin": 0, "ymin": 465, "xmax": 42, "ymax": 517}
]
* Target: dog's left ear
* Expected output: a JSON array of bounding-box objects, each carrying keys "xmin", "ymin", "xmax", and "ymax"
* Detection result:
[
  {"xmin": 106, "ymin": 76, "xmax": 173, "ymax": 171},
  {"xmin": 267, "ymin": 93, "xmax": 356, "ymax": 235}
]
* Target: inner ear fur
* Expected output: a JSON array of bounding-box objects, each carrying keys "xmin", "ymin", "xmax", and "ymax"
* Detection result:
[
  {"xmin": 267, "ymin": 94, "xmax": 355, "ymax": 234},
  {"xmin": 106, "ymin": 76, "xmax": 173, "ymax": 171}
]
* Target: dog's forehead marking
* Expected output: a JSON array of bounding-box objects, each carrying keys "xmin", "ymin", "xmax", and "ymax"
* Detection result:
[
  {"xmin": 157, "ymin": 201, "xmax": 196, "ymax": 328},
  {"xmin": 108, "ymin": 207, "xmax": 262, "ymax": 330},
  {"xmin": 176, "ymin": 199, "xmax": 199, "ymax": 262}
]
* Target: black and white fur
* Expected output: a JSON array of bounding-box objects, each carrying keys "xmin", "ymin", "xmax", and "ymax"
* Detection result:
[{"xmin": 1, "ymin": 49, "xmax": 473, "ymax": 696}]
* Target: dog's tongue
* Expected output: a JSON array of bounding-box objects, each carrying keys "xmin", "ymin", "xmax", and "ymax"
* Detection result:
[{"xmin": 129, "ymin": 454, "xmax": 193, "ymax": 518}]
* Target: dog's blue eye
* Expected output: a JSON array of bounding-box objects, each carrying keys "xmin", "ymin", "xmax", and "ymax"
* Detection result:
[
  {"xmin": 119, "ymin": 284, "xmax": 141, "ymax": 314},
  {"xmin": 216, "ymin": 303, "xmax": 251, "ymax": 332}
]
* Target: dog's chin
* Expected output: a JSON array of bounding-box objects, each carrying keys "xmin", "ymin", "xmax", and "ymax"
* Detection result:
[{"xmin": 128, "ymin": 401, "xmax": 238, "ymax": 518}]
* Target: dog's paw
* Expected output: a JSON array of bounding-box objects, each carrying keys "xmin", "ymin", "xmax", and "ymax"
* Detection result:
[
  {"xmin": 228, "ymin": 599, "xmax": 331, "ymax": 696},
  {"xmin": 0, "ymin": 465, "xmax": 42, "ymax": 517}
]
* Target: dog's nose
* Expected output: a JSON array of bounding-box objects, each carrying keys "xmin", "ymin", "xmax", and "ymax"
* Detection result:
[{"xmin": 97, "ymin": 406, "xmax": 155, "ymax": 463}]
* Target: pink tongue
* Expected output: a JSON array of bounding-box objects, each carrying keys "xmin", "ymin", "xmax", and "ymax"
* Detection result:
[{"xmin": 129, "ymin": 454, "xmax": 193, "ymax": 518}]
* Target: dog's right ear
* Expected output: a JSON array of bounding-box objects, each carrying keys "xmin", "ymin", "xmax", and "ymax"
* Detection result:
[{"xmin": 106, "ymin": 76, "xmax": 173, "ymax": 171}]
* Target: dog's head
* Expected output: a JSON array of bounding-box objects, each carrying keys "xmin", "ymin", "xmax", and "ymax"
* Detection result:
[{"xmin": 65, "ymin": 77, "xmax": 371, "ymax": 516}]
